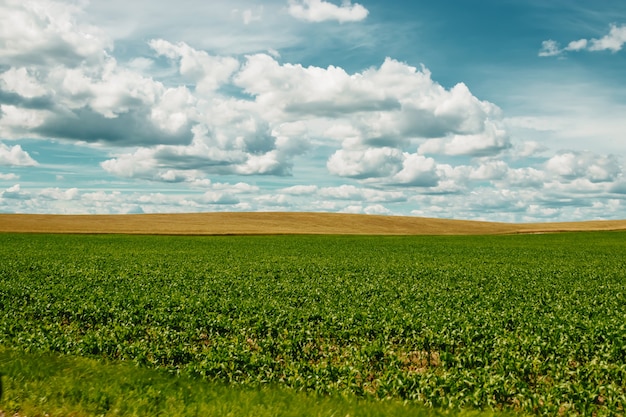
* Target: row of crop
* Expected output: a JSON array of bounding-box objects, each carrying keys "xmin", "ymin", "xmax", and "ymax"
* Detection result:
[{"xmin": 2, "ymin": 233, "xmax": 626, "ymax": 414}]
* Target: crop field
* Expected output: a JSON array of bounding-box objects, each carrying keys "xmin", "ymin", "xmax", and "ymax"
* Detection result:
[
  {"xmin": 2, "ymin": 212, "xmax": 626, "ymax": 235},
  {"xmin": 2, "ymin": 231, "xmax": 626, "ymax": 415}
]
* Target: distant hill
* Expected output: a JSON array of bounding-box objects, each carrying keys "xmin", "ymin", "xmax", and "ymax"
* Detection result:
[{"xmin": 1, "ymin": 212, "xmax": 626, "ymax": 235}]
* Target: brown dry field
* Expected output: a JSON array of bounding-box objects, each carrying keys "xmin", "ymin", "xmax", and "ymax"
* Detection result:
[{"xmin": 1, "ymin": 212, "xmax": 626, "ymax": 235}]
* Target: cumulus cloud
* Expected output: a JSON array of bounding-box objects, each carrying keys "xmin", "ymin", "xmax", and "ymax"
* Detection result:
[
  {"xmin": 0, "ymin": 143, "xmax": 38, "ymax": 166},
  {"xmin": 319, "ymin": 184, "xmax": 406, "ymax": 202},
  {"xmin": 36, "ymin": 106, "xmax": 194, "ymax": 146},
  {"xmin": 5, "ymin": 0, "xmax": 626, "ymax": 222},
  {"xmin": 100, "ymin": 145, "xmax": 235, "ymax": 182},
  {"xmin": 588, "ymin": 24, "xmax": 626, "ymax": 52},
  {"xmin": 327, "ymin": 147, "xmax": 403, "ymax": 179},
  {"xmin": 504, "ymin": 167, "xmax": 546, "ymax": 188},
  {"xmin": 288, "ymin": 0, "xmax": 368, "ymax": 23},
  {"xmin": 364, "ymin": 204, "xmax": 392, "ymax": 215},
  {"xmin": 469, "ymin": 160, "xmax": 509, "ymax": 181},
  {"xmin": 1, "ymin": 183, "xmax": 29, "ymax": 199},
  {"xmin": 235, "ymin": 56, "xmax": 500, "ymax": 143},
  {"xmin": 540, "ymin": 24, "xmax": 626, "ymax": 56},
  {"xmin": 1, "ymin": 0, "xmax": 509, "ymax": 185},
  {"xmin": 39, "ymin": 187, "xmax": 79, "ymax": 200},
  {"xmin": 1, "ymin": 54, "xmax": 196, "ymax": 146},
  {"xmin": 391, "ymin": 154, "xmax": 439, "ymax": 186},
  {"xmin": 150, "ymin": 39, "xmax": 240, "ymax": 93},
  {"xmin": 516, "ymin": 141, "xmax": 549, "ymax": 158},
  {"xmin": 326, "ymin": 147, "xmax": 441, "ymax": 187},
  {"xmin": 234, "ymin": 54, "xmax": 401, "ymax": 121},
  {"xmin": 545, "ymin": 151, "xmax": 621, "ymax": 183},
  {"xmin": 235, "ymin": 54, "xmax": 507, "ymax": 180},
  {"xmin": 0, "ymin": 2, "xmax": 200, "ymax": 147},
  {"xmin": 566, "ymin": 39, "xmax": 588, "ymax": 52},
  {"xmin": 201, "ymin": 191, "xmax": 240, "ymax": 205},
  {"xmin": 0, "ymin": 68, "xmax": 48, "ymax": 98},
  {"xmin": 0, "ymin": 0, "xmax": 110, "ymax": 66},
  {"xmin": 100, "ymin": 127, "xmax": 291, "ymax": 181},
  {"xmin": 280, "ymin": 184, "xmax": 319, "ymax": 195},
  {"xmin": 418, "ymin": 120, "xmax": 511, "ymax": 157}
]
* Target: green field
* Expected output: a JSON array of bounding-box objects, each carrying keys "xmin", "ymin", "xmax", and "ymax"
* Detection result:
[{"xmin": 1, "ymin": 232, "xmax": 626, "ymax": 415}]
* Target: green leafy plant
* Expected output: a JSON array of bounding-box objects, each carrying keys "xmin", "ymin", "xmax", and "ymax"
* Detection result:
[{"xmin": 1, "ymin": 232, "xmax": 625, "ymax": 415}]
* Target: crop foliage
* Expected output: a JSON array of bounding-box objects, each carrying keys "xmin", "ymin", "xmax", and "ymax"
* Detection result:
[{"xmin": 1, "ymin": 232, "xmax": 626, "ymax": 415}]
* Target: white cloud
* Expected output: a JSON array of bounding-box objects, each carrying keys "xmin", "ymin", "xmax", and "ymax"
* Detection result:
[
  {"xmin": 52, "ymin": 61, "xmax": 164, "ymax": 119},
  {"xmin": 280, "ymin": 184, "xmax": 319, "ymax": 195},
  {"xmin": 469, "ymin": 160, "xmax": 509, "ymax": 181},
  {"xmin": 319, "ymin": 184, "xmax": 363, "ymax": 199},
  {"xmin": 326, "ymin": 147, "xmax": 441, "ymax": 188},
  {"xmin": 339, "ymin": 204, "xmax": 365, "ymax": 214},
  {"xmin": 150, "ymin": 39, "xmax": 240, "ymax": 94},
  {"xmin": 546, "ymin": 151, "xmax": 621, "ymax": 183},
  {"xmin": 391, "ymin": 154, "xmax": 439, "ymax": 187},
  {"xmin": 212, "ymin": 182, "xmax": 260, "ymax": 193},
  {"xmin": 0, "ymin": 173, "xmax": 19, "ymax": 180},
  {"xmin": 288, "ymin": 0, "xmax": 368, "ymax": 23},
  {"xmin": 39, "ymin": 187, "xmax": 79, "ymax": 200},
  {"xmin": 1, "ymin": 9, "xmax": 508, "ymax": 186},
  {"xmin": 234, "ymin": 150, "xmax": 289, "ymax": 175},
  {"xmin": 1, "ymin": 57, "xmax": 194, "ymax": 147},
  {"xmin": 327, "ymin": 147, "xmax": 403, "ymax": 179},
  {"xmin": 540, "ymin": 24, "xmax": 626, "ymax": 56},
  {"xmin": 0, "ymin": 105, "xmax": 51, "ymax": 139},
  {"xmin": 504, "ymin": 167, "xmax": 546, "ymax": 188},
  {"xmin": 526, "ymin": 204, "xmax": 559, "ymax": 219},
  {"xmin": 100, "ymin": 148, "xmax": 162, "ymax": 180},
  {"xmin": 0, "ymin": 0, "xmax": 110, "ymax": 66},
  {"xmin": 538, "ymin": 40, "xmax": 562, "ymax": 57},
  {"xmin": 234, "ymin": 54, "xmax": 401, "ymax": 122},
  {"xmin": 565, "ymin": 39, "xmax": 588, "ymax": 52},
  {"xmin": 319, "ymin": 184, "xmax": 406, "ymax": 202},
  {"xmin": 235, "ymin": 56, "xmax": 501, "ymax": 142},
  {"xmin": 0, "ymin": 3, "xmax": 200, "ymax": 147},
  {"xmin": 418, "ymin": 120, "xmax": 511, "ymax": 157},
  {"xmin": 235, "ymin": 54, "xmax": 507, "ymax": 176},
  {"xmin": 515, "ymin": 141, "xmax": 549, "ymax": 158},
  {"xmin": 1, "ymin": 183, "xmax": 29, "ymax": 199},
  {"xmin": 364, "ymin": 204, "xmax": 392, "ymax": 215},
  {"xmin": 588, "ymin": 24, "xmax": 626, "ymax": 52},
  {"xmin": 100, "ymin": 132, "xmax": 286, "ymax": 182},
  {"xmin": 0, "ymin": 67, "xmax": 47, "ymax": 97},
  {"xmin": 0, "ymin": 143, "xmax": 38, "ymax": 166},
  {"xmin": 201, "ymin": 191, "xmax": 240, "ymax": 205},
  {"xmin": 149, "ymin": 86, "xmax": 197, "ymax": 134}
]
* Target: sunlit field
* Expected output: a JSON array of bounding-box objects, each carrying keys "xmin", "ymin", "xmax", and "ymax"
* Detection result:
[
  {"xmin": 2, "ymin": 212, "xmax": 626, "ymax": 235},
  {"xmin": 2, "ymin": 231, "xmax": 626, "ymax": 415}
]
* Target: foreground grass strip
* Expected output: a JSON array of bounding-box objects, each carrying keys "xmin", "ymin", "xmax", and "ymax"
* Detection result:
[
  {"xmin": 0, "ymin": 349, "xmax": 502, "ymax": 417},
  {"xmin": 1, "ymin": 233, "xmax": 626, "ymax": 414}
]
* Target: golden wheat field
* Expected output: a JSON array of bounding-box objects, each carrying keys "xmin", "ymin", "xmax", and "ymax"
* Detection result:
[{"xmin": 1, "ymin": 212, "xmax": 626, "ymax": 235}]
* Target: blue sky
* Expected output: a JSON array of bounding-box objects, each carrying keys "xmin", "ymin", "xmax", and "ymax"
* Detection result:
[{"xmin": 1, "ymin": 0, "xmax": 626, "ymax": 221}]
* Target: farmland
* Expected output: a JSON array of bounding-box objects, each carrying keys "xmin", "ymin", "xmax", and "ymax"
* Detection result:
[
  {"xmin": 2, "ymin": 231, "xmax": 626, "ymax": 415},
  {"xmin": 2, "ymin": 212, "xmax": 626, "ymax": 235}
]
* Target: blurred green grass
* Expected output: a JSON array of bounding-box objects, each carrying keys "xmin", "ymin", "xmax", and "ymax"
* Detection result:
[{"xmin": 0, "ymin": 348, "xmax": 512, "ymax": 417}]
